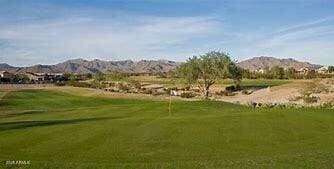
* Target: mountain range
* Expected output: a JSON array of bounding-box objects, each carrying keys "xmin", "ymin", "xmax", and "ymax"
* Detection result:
[
  {"xmin": 0, "ymin": 56, "xmax": 322, "ymax": 74},
  {"xmin": 0, "ymin": 59, "xmax": 180, "ymax": 74}
]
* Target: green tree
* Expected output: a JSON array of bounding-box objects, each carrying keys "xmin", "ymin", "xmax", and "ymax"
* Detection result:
[
  {"xmin": 93, "ymin": 72, "xmax": 106, "ymax": 82},
  {"xmin": 15, "ymin": 74, "xmax": 29, "ymax": 83},
  {"xmin": 284, "ymin": 67, "xmax": 296, "ymax": 79},
  {"xmin": 263, "ymin": 67, "xmax": 272, "ymax": 79},
  {"xmin": 177, "ymin": 51, "xmax": 241, "ymax": 98},
  {"xmin": 271, "ymin": 66, "xmax": 285, "ymax": 79},
  {"xmin": 328, "ymin": 66, "xmax": 334, "ymax": 73}
]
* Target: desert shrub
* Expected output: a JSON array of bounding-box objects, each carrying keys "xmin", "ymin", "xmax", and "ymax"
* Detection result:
[
  {"xmin": 225, "ymin": 85, "xmax": 236, "ymax": 92},
  {"xmin": 273, "ymin": 103, "xmax": 299, "ymax": 109},
  {"xmin": 164, "ymin": 88, "xmax": 173, "ymax": 95},
  {"xmin": 151, "ymin": 89, "xmax": 160, "ymax": 96},
  {"xmin": 130, "ymin": 80, "xmax": 141, "ymax": 90},
  {"xmin": 118, "ymin": 83, "xmax": 130, "ymax": 91},
  {"xmin": 235, "ymin": 84, "xmax": 242, "ymax": 91},
  {"xmin": 143, "ymin": 89, "xmax": 153, "ymax": 95},
  {"xmin": 225, "ymin": 85, "xmax": 242, "ymax": 92},
  {"xmin": 285, "ymin": 103, "xmax": 300, "ymax": 109},
  {"xmin": 257, "ymin": 103, "xmax": 277, "ymax": 108},
  {"xmin": 241, "ymin": 90, "xmax": 252, "ymax": 95},
  {"xmin": 180, "ymin": 92, "xmax": 196, "ymax": 98},
  {"xmin": 302, "ymin": 93, "xmax": 318, "ymax": 104},
  {"xmin": 320, "ymin": 101, "xmax": 334, "ymax": 109},
  {"xmin": 247, "ymin": 101, "xmax": 258, "ymax": 108},
  {"xmin": 216, "ymin": 90, "xmax": 234, "ymax": 96}
]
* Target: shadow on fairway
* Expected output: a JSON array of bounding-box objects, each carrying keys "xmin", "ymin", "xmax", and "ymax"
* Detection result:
[
  {"xmin": 0, "ymin": 110, "xmax": 46, "ymax": 118},
  {"xmin": 0, "ymin": 116, "xmax": 125, "ymax": 131}
]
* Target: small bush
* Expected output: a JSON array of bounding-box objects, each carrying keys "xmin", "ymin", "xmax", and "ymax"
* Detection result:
[
  {"xmin": 241, "ymin": 90, "xmax": 252, "ymax": 95},
  {"xmin": 257, "ymin": 103, "xmax": 277, "ymax": 108},
  {"xmin": 302, "ymin": 93, "xmax": 318, "ymax": 104},
  {"xmin": 164, "ymin": 88, "xmax": 174, "ymax": 95},
  {"xmin": 180, "ymin": 92, "xmax": 196, "ymax": 98},
  {"xmin": 216, "ymin": 90, "xmax": 234, "ymax": 96},
  {"xmin": 225, "ymin": 85, "xmax": 236, "ymax": 92},
  {"xmin": 143, "ymin": 89, "xmax": 153, "ymax": 95},
  {"xmin": 131, "ymin": 81, "xmax": 142, "ymax": 90},
  {"xmin": 184, "ymin": 86, "xmax": 191, "ymax": 91},
  {"xmin": 118, "ymin": 83, "xmax": 130, "ymax": 91},
  {"xmin": 225, "ymin": 85, "xmax": 242, "ymax": 92},
  {"xmin": 151, "ymin": 89, "xmax": 160, "ymax": 96},
  {"xmin": 320, "ymin": 101, "xmax": 334, "ymax": 109},
  {"xmin": 247, "ymin": 101, "xmax": 258, "ymax": 108}
]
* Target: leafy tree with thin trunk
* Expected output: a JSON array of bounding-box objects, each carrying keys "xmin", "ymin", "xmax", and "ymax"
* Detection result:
[
  {"xmin": 329, "ymin": 66, "xmax": 334, "ymax": 73},
  {"xmin": 271, "ymin": 66, "xmax": 285, "ymax": 79},
  {"xmin": 177, "ymin": 51, "xmax": 241, "ymax": 98}
]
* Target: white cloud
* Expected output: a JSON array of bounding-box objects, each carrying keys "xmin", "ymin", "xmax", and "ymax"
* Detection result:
[
  {"xmin": 0, "ymin": 14, "xmax": 223, "ymax": 66},
  {"xmin": 273, "ymin": 16, "xmax": 333, "ymax": 35},
  {"xmin": 232, "ymin": 17, "xmax": 334, "ymax": 65},
  {"xmin": 262, "ymin": 25, "xmax": 334, "ymax": 48}
]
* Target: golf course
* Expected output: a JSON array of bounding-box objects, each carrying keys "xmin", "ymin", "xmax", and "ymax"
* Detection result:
[{"xmin": 1, "ymin": 88, "xmax": 334, "ymax": 168}]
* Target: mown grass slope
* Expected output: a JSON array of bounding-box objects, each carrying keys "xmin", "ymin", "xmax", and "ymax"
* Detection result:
[{"xmin": 0, "ymin": 89, "xmax": 334, "ymax": 169}]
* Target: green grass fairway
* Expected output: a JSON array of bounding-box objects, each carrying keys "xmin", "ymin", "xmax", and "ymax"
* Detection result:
[
  {"xmin": 218, "ymin": 79, "xmax": 292, "ymax": 87},
  {"xmin": 1, "ymin": 89, "xmax": 334, "ymax": 168}
]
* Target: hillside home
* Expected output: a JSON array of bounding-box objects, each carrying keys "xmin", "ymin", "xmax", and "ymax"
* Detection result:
[
  {"xmin": 297, "ymin": 67, "xmax": 314, "ymax": 75},
  {"xmin": 316, "ymin": 66, "xmax": 329, "ymax": 74},
  {"xmin": 25, "ymin": 72, "xmax": 45, "ymax": 81},
  {"xmin": 0, "ymin": 71, "xmax": 11, "ymax": 78},
  {"xmin": 24, "ymin": 72, "xmax": 64, "ymax": 82},
  {"xmin": 256, "ymin": 69, "xmax": 265, "ymax": 74}
]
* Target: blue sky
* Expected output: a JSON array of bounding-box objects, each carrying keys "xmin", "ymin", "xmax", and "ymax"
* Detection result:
[{"xmin": 1, "ymin": 0, "xmax": 334, "ymax": 66}]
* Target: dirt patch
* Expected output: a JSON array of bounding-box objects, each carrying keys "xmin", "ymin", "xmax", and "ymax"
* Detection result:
[
  {"xmin": 217, "ymin": 85, "xmax": 300, "ymax": 105},
  {"xmin": 216, "ymin": 79, "xmax": 334, "ymax": 106}
]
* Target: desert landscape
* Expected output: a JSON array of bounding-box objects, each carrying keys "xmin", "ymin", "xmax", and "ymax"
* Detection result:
[
  {"xmin": 1, "ymin": 55, "xmax": 334, "ymax": 168},
  {"xmin": 1, "ymin": 1, "xmax": 334, "ymax": 169}
]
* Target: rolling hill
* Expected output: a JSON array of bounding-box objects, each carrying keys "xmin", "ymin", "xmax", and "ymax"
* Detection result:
[{"xmin": 237, "ymin": 56, "xmax": 322, "ymax": 71}]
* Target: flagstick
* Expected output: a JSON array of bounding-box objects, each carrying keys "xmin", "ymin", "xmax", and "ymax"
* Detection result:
[{"xmin": 169, "ymin": 91, "xmax": 172, "ymax": 118}]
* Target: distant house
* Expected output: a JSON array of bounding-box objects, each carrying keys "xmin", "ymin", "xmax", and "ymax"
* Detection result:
[
  {"xmin": 24, "ymin": 72, "xmax": 64, "ymax": 82},
  {"xmin": 316, "ymin": 66, "xmax": 329, "ymax": 74},
  {"xmin": 255, "ymin": 69, "xmax": 265, "ymax": 74},
  {"xmin": 24, "ymin": 72, "xmax": 45, "ymax": 81},
  {"xmin": 0, "ymin": 71, "xmax": 11, "ymax": 78},
  {"xmin": 297, "ymin": 67, "xmax": 313, "ymax": 75},
  {"xmin": 51, "ymin": 73, "xmax": 64, "ymax": 81}
]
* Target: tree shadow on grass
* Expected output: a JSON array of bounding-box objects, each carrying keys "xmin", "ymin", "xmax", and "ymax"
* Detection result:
[
  {"xmin": 0, "ymin": 110, "xmax": 46, "ymax": 118},
  {"xmin": 0, "ymin": 116, "xmax": 125, "ymax": 131}
]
